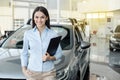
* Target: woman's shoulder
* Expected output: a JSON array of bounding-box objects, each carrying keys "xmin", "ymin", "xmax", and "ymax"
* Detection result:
[
  {"xmin": 48, "ymin": 28, "xmax": 58, "ymax": 36},
  {"xmin": 25, "ymin": 28, "xmax": 34, "ymax": 33},
  {"xmin": 24, "ymin": 29, "xmax": 33, "ymax": 36},
  {"xmin": 48, "ymin": 29, "xmax": 56, "ymax": 33}
]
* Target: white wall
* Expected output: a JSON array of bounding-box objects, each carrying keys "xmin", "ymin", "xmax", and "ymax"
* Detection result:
[
  {"xmin": 0, "ymin": 7, "xmax": 12, "ymax": 34},
  {"xmin": 78, "ymin": 0, "xmax": 120, "ymax": 13},
  {"xmin": 108, "ymin": 0, "xmax": 120, "ymax": 11},
  {"xmin": 0, "ymin": 0, "xmax": 10, "ymax": 7},
  {"xmin": 78, "ymin": 0, "xmax": 109, "ymax": 13}
]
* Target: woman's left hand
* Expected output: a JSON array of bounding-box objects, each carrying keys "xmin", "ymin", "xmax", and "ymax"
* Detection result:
[{"xmin": 42, "ymin": 52, "xmax": 51, "ymax": 61}]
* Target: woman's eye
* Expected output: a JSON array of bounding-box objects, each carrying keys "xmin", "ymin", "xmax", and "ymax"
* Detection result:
[
  {"xmin": 34, "ymin": 16, "xmax": 46, "ymax": 19},
  {"xmin": 35, "ymin": 16, "xmax": 39, "ymax": 19},
  {"xmin": 41, "ymin": 16, "xmax": 45, "ymax": 19}
]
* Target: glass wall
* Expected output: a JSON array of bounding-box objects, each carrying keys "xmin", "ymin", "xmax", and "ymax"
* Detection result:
[
  {"xmin": 85, "ymin": 12, "xmax": 113, "ymax": 38},
  {"xmin": 0, "ymin": 0, "xmax": 46, "ymax": 35},
  {"xmin": 13, "ymin": 0, "xmax": 46, "ymax": 30}
]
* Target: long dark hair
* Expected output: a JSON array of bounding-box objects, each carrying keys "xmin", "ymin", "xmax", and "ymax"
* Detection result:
[{"xmin": 32, "ymin": 6, "xmax": 50, "ymax": 29}]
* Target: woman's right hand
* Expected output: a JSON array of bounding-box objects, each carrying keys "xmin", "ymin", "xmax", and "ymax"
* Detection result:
[{"xmin": 22, "ymin": 67, "xmax": 33, "ymax": 77}]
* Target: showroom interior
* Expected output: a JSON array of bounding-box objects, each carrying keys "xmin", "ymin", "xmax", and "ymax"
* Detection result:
[{"xmin": 0, "ymin": 0, "xmax": 120, "ymax": 80}]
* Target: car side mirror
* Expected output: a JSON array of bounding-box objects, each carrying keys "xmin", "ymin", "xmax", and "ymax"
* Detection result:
[{"xmin": 80, "ymin": 41, "xmax": 90, "ymax": 49}]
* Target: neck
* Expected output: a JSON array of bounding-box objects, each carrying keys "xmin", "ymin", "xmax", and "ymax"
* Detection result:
[{"xmin": 37, "ymin": 25, "xmax": 45, "ymax": 33}]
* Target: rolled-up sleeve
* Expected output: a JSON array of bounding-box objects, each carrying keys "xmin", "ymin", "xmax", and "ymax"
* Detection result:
[{"xmin": 21, "ymin": 31, "xmax": 29, "ymax": 67}]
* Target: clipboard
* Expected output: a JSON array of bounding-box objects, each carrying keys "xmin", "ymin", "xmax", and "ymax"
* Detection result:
[{"xmin": 47, "ymin": 36, "xmax": 62, "ymax": 56}]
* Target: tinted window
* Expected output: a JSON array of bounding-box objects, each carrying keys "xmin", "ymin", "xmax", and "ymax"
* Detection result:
[
  {"xmin": 2, "ymin": 26, "xmax": 31, "ymax": 48},
  {"xmin": 51, "ymin": 26, "xmax": 71, "ymax": 50}
]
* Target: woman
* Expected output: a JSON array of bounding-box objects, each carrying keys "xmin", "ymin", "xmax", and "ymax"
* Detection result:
[{"xmin": 21, "ymin": 6, "xmax": 62, "ymax": 80}]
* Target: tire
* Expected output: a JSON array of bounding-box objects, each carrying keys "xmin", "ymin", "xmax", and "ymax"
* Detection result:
[
  {"xmin": 76, "ymin": 70, "xmax": 80, "ymax": 80},
  {"xmin": 76, "ymin": 76, "xmax": 80, "ymax": 80},
  {"xmin": 110, "ymin": 47, "xmax": 114, "ymax": 51},
  {"xmin": 76, "ymin": 66, "xmax": 90, "ymax": 80},
  {"xmin": 109, "ymin": 44, "xmax": 114, "ymax": 51},
  {"xmin": 83, "ymin": 66, "xmax": 90, "ymax": 80}
]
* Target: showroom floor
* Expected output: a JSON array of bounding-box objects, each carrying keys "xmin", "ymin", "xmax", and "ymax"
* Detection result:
[{"xmin": 89, "ymin": 35, "xmax": 120, "ymax": 80}]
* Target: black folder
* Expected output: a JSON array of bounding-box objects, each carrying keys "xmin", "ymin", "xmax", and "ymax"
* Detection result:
[{"xmin": 47, "ymin": 36, "xmax": 62, "ymax": 56}]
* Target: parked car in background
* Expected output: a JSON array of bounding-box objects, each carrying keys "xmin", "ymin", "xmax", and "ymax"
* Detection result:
[
  {"xmin": 109, "ymin": 25, "xmax": 120, "ymax": 51},
  {"xmin": 0, "ymin": 19, "xmax": 90, "ymax": 80}
]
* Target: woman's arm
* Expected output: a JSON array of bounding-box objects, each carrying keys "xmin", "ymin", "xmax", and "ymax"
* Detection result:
[{"xmin": 21, "ymin": 31, "xmax": 29, "ymax": 67}]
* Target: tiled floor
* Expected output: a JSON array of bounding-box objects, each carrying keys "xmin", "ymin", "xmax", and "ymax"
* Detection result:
[{"xmin": 89, "ymin": 35, "xmax": 120, "ymax": 80}]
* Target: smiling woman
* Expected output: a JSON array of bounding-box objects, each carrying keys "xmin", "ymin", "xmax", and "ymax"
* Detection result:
[{"xmin": 21, "ymin": 6, "xmax": 63, "ymax": 80}]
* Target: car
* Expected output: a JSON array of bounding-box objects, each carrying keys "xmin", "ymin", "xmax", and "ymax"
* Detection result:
[
  {"xmin": 0, "ymin": 19, "xmax": 90, "ymax": 80},
  {"xmin": 109, "ymin": 25, "xmax": 120, "ymax": 51}
]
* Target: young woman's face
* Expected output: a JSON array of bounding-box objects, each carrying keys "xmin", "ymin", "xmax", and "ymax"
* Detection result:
[{"xmin": 34, "ymin": 11, "xmax": 48, "ymax": 28}]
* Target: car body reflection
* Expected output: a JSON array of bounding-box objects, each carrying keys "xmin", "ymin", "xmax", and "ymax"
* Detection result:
[{"xmin": 109, "ymin": 51, "xmax": 120, "ymax": 67}]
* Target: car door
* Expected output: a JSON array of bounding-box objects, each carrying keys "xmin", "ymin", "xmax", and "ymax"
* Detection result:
[{"xmin": 74, "ymin": 26, "xmax": 90, "ymax": 80}]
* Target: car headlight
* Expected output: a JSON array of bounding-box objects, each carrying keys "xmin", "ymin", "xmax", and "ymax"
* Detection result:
[
  {"xmin": 56, "ymin": 67, "xmax": 69, "ymax": 79},
  {"xmin": 110, "ymin": 36, "xmax": 116, "ymax": 41}
]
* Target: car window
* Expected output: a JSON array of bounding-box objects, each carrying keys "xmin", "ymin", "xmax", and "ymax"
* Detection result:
[
  {"xmin": 2, "ymin": 25, "xmax": 72, "ymax": 50},
  {"xmin": 115, "ymin": 25, "xmax": 120, "ymax": 32},
  {"xmin": 2, "ymin": 26, "xmax": 31, "ymax": 48},
  {"xmin": 51, "ymin": 26, "xmax": 72, "ymax": 50}
]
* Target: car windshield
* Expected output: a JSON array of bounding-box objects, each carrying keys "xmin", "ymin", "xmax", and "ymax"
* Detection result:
[
  {"xmin": 112, "ymin": 33, "xmax": 120, "ymax": 39},
  {"xmin": 115, "ymin": 25, "xmax": 120, "ymax": 32},
  {"xmin": 1, "ymin": 25, "xmax": 72, "ymax": 50}
]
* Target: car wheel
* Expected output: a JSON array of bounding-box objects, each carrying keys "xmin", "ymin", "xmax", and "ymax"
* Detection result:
[
  {"xmin": 83, "ymin": 65, "xmax": 90, "ymax": 80},
  {"xmin": 76, "ymin": 65, "xmax": 90, "ymax": 80},
  {"xmin": 76, "ymin": 76, "xmax": 80, "ymax": 80},
  {"xmin": 75, "ymin": 70, "xmax": 81, "ymax": 80},
  {"xmin": 109, "ymin": 44, "xmax": 114, "ymax": 51},
  {"xmin": 110, "ymin": 47, "xmax": 114, "ymax": 51}
]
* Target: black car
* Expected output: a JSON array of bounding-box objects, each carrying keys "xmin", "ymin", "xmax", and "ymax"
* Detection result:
[
  {"xmin": 0, "ymin": 20, "xmax": 90, "ymax": 80},
  {"xmin": 109, "ymin": 25, "xmax": 120, "ymax": 51}
]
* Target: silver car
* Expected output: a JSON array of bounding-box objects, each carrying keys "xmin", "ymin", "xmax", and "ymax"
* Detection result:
[
  {"xmin": 0, "ymin": 21, "xmax": 90, "ymax": 80},
  {"xmin": 109, "ymin": 25, "xmax": 120, "ymax": 51}
]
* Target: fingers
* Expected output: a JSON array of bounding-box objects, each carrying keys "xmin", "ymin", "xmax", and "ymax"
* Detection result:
[
  {"xmin": 26, "ymin": 70, "xmax": 33, "ymax": 75},
  {"xmin": 42, "ymin": 56, "xmax": 46, "ymax": 61},
  {"xmin": 42, "ymin": 54, "xmax": 47, "ymax": 61},
  {"xmin": 23, "ymin": 69, "xmax": 33, "ymax": 77},
  {"xmin": 42, "ymin": 53, "xmax": 51, "ymax": 61}
]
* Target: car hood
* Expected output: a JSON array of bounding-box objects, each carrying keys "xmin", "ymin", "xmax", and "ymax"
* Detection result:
[
  {"xmin": 0, "ymin": 56, "xmax": 24, "ymax": 79},
  {"xmin": 0, "ymin": 48, "xmax": 73, "ymax": 79},
  {"xmin": 0, "ymin": 48, "xmax": 24, "ymax": 79},
  {"xmin": 0, "ymin": 48, "xmax": 22, "ymax": 59}
]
